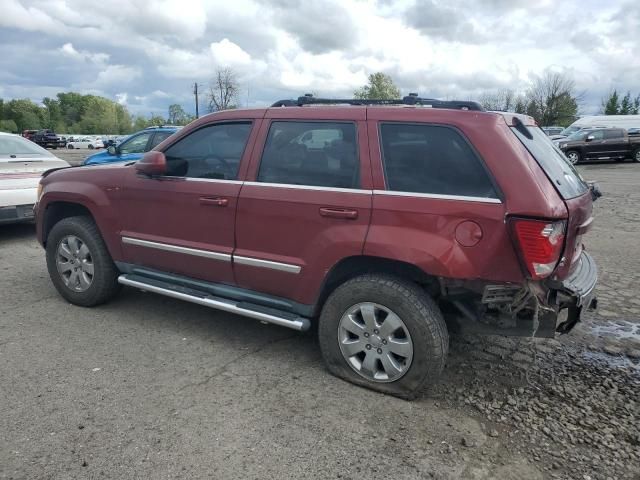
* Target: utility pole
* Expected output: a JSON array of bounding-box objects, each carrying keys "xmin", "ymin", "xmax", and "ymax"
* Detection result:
[{"xmin": 194, "ymin": 82, "xmax": 199, "ymax": 119}]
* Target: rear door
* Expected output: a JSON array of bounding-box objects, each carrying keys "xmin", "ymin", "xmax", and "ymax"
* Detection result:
[
  {"xmin": 234, "ymin": 110, "xmax": 372, "ymax": 306},
  {"xmin": 601, "ymin": 129, "xmax": 626, "ymax": 158}
]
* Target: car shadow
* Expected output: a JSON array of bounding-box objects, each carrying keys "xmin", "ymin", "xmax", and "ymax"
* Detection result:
[{"xmin": 0, "ymin": 222, "xmax": 36, "ymax": 244}]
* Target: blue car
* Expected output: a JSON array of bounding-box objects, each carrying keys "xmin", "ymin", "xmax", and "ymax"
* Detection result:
[{"xmin": 83, "ymin": 126, "xmax": 180, "ymax": 165}]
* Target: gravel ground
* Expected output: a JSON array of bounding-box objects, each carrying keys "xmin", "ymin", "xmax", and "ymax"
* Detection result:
[{"xmin": 1, "ymin": 158, "xmax": 639, "ymax": 479}]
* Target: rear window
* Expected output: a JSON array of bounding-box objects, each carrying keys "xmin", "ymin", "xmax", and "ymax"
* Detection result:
[
  {"xmin": 511, "ymin": 125, "xmax": 588, "ymax": 199},
  {"xmin": 0, "ymin": 135, "xmax": 52, "ymax": 157}
]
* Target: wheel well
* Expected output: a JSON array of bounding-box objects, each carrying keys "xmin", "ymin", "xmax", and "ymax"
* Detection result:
[
  {"xmin": 314, "ymin": 255, "xmax": 440, "ymax": 315},
  {"xmin": 42, "ymin": 202, "xmax": 93, "ymax": 246}
]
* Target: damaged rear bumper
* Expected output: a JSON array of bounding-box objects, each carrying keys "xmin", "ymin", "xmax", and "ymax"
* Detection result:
[{"xmin": 551, "ymin": 251, "xmax": 598, "ymax": 334}]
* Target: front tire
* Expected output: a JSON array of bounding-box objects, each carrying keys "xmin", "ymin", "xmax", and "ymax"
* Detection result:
[
  {"xmin": 67, "ymin": 145, "xmax": 74, "ymax": 149},
  {"xmin": 633, "ymin": 147, "xmax": 640, "ymax": 163},
  {"xmin": 46, "ymin": 216, "xmax": 120, "ymax": 307},
  {"xmin": 566, "ymin": 150, "xmax": 580, "ymax": 165},
  {"xmin": 318, "ymin": 274, "xmax": 449, "ymax": 399}
]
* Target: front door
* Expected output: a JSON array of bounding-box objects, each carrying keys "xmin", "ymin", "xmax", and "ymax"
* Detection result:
[
  {"xmin": 120, "ymin": 121, "xmax": 256, "ymax": 285},
  {"xmin": 234, "ymin": 115, "xmax": 372, "ymax": 306},
  {"xmin": 583, "ymin": 130, "xmax": 606, "ymax": 159}
]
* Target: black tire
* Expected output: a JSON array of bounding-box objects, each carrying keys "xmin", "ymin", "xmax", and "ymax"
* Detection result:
[
  {"xmin": 46, "ymin": 216, "xmax": 120, "ymax": 307},
  {"xmin": 88, "ymin": 144, "xmax": 94, "ymax": 150},
  {"xmin": 565, "ymin": 150, "xmax": 580, "ymax": 165},
  {"xmin": 67, "ymin": 145, "xmax": 74, "ymax": 149},
  {"xmin": 633, "ymin": 147, "xmax": 640, "ymax": 163},
  {"xmin": 318, "ymin": 274, "xmax": 449, "ymax": 399}
]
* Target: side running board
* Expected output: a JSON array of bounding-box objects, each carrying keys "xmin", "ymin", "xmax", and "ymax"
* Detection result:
[{"xmin": 118, "ymin": 274, "xmax": 311, "ymax": 332}]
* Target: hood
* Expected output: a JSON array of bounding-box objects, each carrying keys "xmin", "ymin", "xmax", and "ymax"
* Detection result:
[{"xmin": 0, "ymin": 156, "xmax": 70, "ymax": 176}]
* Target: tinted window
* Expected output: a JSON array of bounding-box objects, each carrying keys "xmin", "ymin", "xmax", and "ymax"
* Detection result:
[
  {"xmin": 149, "ymin": 131, "xmax": 174, "ymax": 149},
  {"xmin": 379, "ymin": 123, "xmax": 497, "ymax": 198},
  {"xmin": 163, "ymin": 122, "xmax": 251, "ymax": 180},
  {"xmin": 120, "ymin": 133, "xmax": 152, "ymax": 154},
  {"xmin": 511, "ymin": 126, "xmax": 588, "ymax": 200},
  {"xmin": 603, "ymin": 129, "xmax": 623, "ymax": 139},
  {"xmin": 587, "ymin": 130, "xmax": 604, "ymax": 140},
  {"xmin": 257, "ymin": 122, "xmax": 359, "ymax": 188}
]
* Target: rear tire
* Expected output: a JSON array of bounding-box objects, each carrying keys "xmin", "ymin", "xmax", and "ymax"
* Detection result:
[
  {"xmin": 67, "ymin": 145, "xmax": 74, "ymax": 149},
  {"xmin": 46, "ymin": 216, "xmax": 120, "ymax": 307},
  {"xmin": 566, "ymin": 150, "xmax": 580, "ymax": 165},
  {"xmin": 318, "ymin": 274, "xmax": 449, "ymax": 399}
]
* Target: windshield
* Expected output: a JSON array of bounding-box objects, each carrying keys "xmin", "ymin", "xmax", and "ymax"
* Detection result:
[
  {"xmin": 511, "ymin": 126, "xmax": 589, "ymax": 199},
  {"xmin": 559, "ymin": 126, "xmax": 582, "ymax": 136},
  {"xmin": 0, "ymin": 135, "xmax": 53, "ymax": 158}
]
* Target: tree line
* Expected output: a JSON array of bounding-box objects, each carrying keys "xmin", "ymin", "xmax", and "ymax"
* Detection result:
[{"xmin": 0, "ymin": 93, "xmax": 194, "ymax": 135}]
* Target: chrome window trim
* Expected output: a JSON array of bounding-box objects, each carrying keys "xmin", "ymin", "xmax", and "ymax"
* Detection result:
[
  {"xmin": 243, "ymin": 181, "xmax": 371, "ymax": 195},
  {"xmin": 121, "ymin": 237, "xmax": 232, "ymax": 262},
  {"xmin": 233, "ymin": 255, "xmax": 302, "ymax": 274},
  {"xmin": 181, "ymin": 178, "xmax": 243, "ymax": 184},
  {"xmin": 373, "ymin": 190, "xmax": 502, "ymax": 204}
]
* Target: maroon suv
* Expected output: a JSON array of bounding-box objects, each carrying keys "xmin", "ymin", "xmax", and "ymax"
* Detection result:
[{"xmin": 35, "ymin": 95, "xmax": 598, "ymax": 398}]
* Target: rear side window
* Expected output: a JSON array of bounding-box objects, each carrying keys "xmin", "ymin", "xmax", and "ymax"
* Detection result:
[
  {"xmin": 149, "ymin": 131, "xmax": 174, "ymax": 149},
  {"xmin": 511, "ymin": 126, "xmax": 588, "ymax": 199},
  {"xmin": 603, "ymin": 129, "xmax": 623, "ymax": 139},
  {"xmin": 257, "ymin": 121, "xmax": 359, "ymax": 188},
  {"xmin": 379, "ymin": 123, "xmax": 498, "ymax": 199},
  {"xmin": 164, "ymin": 122, "xmax": 251, "ymax": 180}
]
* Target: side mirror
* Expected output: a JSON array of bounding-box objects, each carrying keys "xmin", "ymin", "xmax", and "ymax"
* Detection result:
[
  {"xmin": 586, "ymin": 135, "xmax": 595, "ymax": 142},
  {"xmin": 107, "ymin": 145, "xmax": 117, "ymax": 155},
  {"xmin": 135, "ymin": 151, "xmax": 166, "ymax": 177}
]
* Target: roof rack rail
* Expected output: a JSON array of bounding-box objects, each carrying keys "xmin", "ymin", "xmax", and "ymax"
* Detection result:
[{"xmin": 270, "ymin": 93, "xmax": 484, "ymax": 111}]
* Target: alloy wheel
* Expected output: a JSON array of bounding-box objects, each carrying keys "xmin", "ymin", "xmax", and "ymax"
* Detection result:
[
  {"xmin": 567, "ymin": 152, "xmax": 579, "ymax": 165},
  {"xmin": 338, "ymin": 302, "xmax": 413, "ymax": 383},
  {"xmin": 56, "ymin": 235, "xmax": 94, "ymax": 292}
]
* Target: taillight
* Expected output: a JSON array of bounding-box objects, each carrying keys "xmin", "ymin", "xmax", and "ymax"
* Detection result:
[{"xmin": 510, "ymin": 218, "xmax": 566, "ymax": 279}]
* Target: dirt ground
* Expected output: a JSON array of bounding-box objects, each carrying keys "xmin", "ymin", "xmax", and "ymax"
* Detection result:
[{"xmin": 0, "ymin": 156, "xmax": 638, "ymax": 480}]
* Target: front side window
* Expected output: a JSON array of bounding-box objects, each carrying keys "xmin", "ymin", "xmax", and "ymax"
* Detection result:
[
  {"xmin": 257, "ymin": 122, "xmax": 359, "ymax": 188},
  {"xmin": 120, "ymin": 133, "xmax": 152, "ymax": 154},
  {"xmin": 379, "ymin": 123, "xmax": 498, "ymax": 198},
  {"xmin": 163, "ymin": 122, "xmax": 252, "ymax": 180},
  {"xmin": 588, "ymin": 130, "xmax": 604, "ymax": 141}
]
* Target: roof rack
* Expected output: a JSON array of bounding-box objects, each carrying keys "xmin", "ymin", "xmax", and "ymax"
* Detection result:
[{"xmin": 271, "ymin": 93, "xmax": 484, "ymax": 111}]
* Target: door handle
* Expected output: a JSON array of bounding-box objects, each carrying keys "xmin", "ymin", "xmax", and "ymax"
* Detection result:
[
  {"xmin": 319, "ymin": 207, "xmax": 358, "ymax": 219},
  {"xmin": 200, "ymin": 197, "xmax": 229, "ymax": 207}
]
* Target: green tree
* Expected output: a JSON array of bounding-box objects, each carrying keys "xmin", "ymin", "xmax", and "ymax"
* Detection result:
[
  {"xmin": 0, "ymin": 119, "xmax": 18, "ymax": 133},
  {"xmin": 603, "ymin": 90, "xmax": 620, "ymax": 115},
  {"xmin": 4, "ymin": 99, "xmax": 43, "ymax": 131},
  {"xmin": 524, "ymin": 71, "xmax": 578, "ymax": 126},
  {"xmin": 619, "ymin": 92, "xmax": 632, "ymax": 115},
  {"xmin": 633, "ymin": 95, "xmax": 640, "ymax": 115},
  {"xmin": 168, "ymin": 104, "xmax": 190, "ymax": 125},
  {"xmin": 514, "ymin": 96, "xmax": 527, "ymax": 114},
  {"xmin": 354, "ymin": 72, "xmax": 401, "ymax": 100}
]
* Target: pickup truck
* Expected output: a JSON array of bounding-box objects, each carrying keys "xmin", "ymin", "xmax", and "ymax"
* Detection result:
[
  {"xmin": 557, "ymin": 127, "xmax": 640, "ymax": 164},
  {"xmin": 31, "ymin": 129, "xmax": 63, "ymax": 149}
]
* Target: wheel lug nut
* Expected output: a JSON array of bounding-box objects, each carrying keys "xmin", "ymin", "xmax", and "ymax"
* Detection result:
[
  {"xmin": 373, "ymin": 329, "xmax": 379, "ymax": 334},
  {"xmin": 377, "ymin": 348, "xmax": 383, "ymax": 354},
  {"xmin": 365, "ymin": 344, "xmax": 371, "ymax": 350},
  {"xmin": 364, "ymin": 332, "xmax": 369, "ymax": 337},
  {"xmin": 382, "ymin": 339, "xmax": 387, "ymax": 345}
]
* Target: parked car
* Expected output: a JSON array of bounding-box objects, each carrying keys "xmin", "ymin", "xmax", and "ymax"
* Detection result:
[
  {"xmin": 83, "ymin": 126, "xmax": 180, "ymax": 165},
  {"xmin": 21, "ymin": 130, "xmax": 38, "ymax": 140},
  {"xmin": 31, "ymin": 129, "xmax": 63, "ymax": 149},
  {"xmin": 628, "ymin": 128, "xmax": 640, "ymax": 136},
  {"xmin": 542, "ymin": 126, "xmax": 564, "ymax": 136},
  {"xmin": 549, "ymin": 125, "xmax": 608, "ymax": 141},
  {"xmin": 66, "ymin": 137, "xmax": 104, "ymax": 149},
  {"xmin": 35, "ymin": 95, "xmax": 598, "ymax": 398},
  {"xmin": 0, "ymin": 132, "xmax": 69, "ymax": 224},
  {"xmin": 557, "ymin": 127, "xmax": 640, "ymax": 164}
]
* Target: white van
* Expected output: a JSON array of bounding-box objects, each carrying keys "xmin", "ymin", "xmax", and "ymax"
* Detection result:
[{"xmin": 570, "ymin": 115, "xmax": 640, "ymax": 130}]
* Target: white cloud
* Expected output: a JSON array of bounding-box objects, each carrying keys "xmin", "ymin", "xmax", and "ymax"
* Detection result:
[{"xmin": 0, "ymin": 0, "xmax": 637, "ymax": 115}]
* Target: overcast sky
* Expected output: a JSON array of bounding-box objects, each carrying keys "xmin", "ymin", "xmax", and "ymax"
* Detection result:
[{"xmin": 1, "ymin": 0, "xmax": 638, "ymax": 117}]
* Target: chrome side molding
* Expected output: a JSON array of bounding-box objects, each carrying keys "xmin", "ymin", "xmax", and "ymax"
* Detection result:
[{"xmin": 118, "ymin": 275, "xmax": 310, "ymax": 331}]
